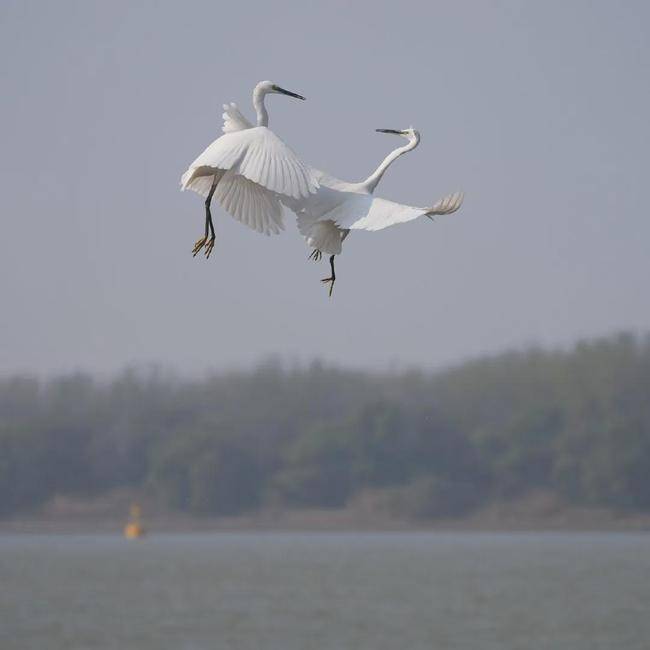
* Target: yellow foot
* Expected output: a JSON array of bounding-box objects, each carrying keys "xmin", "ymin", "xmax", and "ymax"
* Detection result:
[
  {"xmin": 192, "ymin": 236, "xmax": 207, "ymax": 257},
  {"xmin": 204, "ymin": 236, "xmax": 215, "ymax": 259},
  {"xmin": 321, "ymin": 277, "xmax": 335, "ymax": 297}
]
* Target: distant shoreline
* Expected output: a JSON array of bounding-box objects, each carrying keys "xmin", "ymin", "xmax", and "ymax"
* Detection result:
[{"xmin": 3, "ymin": 502, "xmax": 650, "ymax": 535}]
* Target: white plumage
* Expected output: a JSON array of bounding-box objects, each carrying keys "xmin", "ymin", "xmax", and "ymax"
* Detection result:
[
  {"xmin": 180, "ymin": 81, "xmax": 317, "ymax": 255},
  {"xmin": 182, "ymin": 125, "xmax": 317, "ymax": 202},
  {"xmin": 185, "ymin": 169, "xmax": 284, "ymax": 235},
  {"xmin": 299, "ymin": 219, "xmax": 346, "ymax": 255},
  {"xmin": 283, "ymin": 127, "xmax": 463, "ymax": 294},
  {"xmin": 221, "ymin": 103, "xmax": 253, "ymax": 133},
  {"xmin": 179, "ymin": 83, "xmax": 464, "ymax": 296},
  {"xmin": 296, "ymin": 189, "xmax": 463, "ymax": 253}
]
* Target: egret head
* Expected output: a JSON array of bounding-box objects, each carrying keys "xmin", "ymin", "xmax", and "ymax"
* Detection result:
[
  {"xmin": 376, "ymin": 127, "xmax": 420, "ymax": 145},
  {"xmin": 255, "ymin": 80, "xmax": 305, "ymax": 100}
]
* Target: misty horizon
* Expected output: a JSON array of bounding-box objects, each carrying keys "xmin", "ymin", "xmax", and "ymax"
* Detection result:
[{"xmin": 1, "ymin": 329, "xmax": 648, "ymax": 381}]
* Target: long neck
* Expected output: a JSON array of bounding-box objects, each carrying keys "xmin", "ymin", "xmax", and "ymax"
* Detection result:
[
  {"xmin": 253, "ymin": 87, "xmax": 269, "ymax": 127},
  {"xmin": 361, "ymin": 138, "xmax": 418, "ymax": 193}
]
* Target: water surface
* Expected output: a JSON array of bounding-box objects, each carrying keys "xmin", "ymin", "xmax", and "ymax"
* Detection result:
[{"xmin": 1, "ymin": 532, "xmax": 649, "ymax": 650}]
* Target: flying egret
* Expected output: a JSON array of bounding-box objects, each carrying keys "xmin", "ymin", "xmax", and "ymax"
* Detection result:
[
  {"xmin": 180, "ymin": 81, "xmax": 318, "ymax": 258},
  {"xmin": 283, "ymin": 128, "xmax": 463, "ymax": 295}
]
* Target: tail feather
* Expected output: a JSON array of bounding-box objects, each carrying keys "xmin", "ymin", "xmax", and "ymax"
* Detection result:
[{"xmin": 302, "ymin": 219, "xmax": 345, "ymax": 255}]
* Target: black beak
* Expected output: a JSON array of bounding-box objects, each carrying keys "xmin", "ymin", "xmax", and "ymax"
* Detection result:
[
  {"xmin": 376, "ymin": 129, "xmax": 404, "ymax": 134},
  {"xmin": 272, "ymin": 85, "xmax": 306, "ymax": 100}
]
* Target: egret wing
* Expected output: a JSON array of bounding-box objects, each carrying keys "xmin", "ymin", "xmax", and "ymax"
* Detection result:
[
  {"xmin": 328, "ymin": 191, "xmax": 464, "ymax": 232},
  {"xmin": 283, "ymin": 180, "xmax": 348, "ymax": 218},
  {"xmin": 181, "ymin": 126, "xmax": 318, "ymax": 200},
  {"xmin": 221, "ymin": 103, "xmax": 253, "ymax": 133},
  {"xmin": 215, "ymin": 170, "xmax": 284, "ymax": 235},
  {"xmin": 323, "ymin": 195, "xmax": 421, "ymax": 232},
  {"xmin": 180, "ymin": 170, "xmax": 284, "ymax": 236}
]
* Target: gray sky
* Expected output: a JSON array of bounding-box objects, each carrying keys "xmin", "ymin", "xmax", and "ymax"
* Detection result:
[{"xmin": 1, "ymin": 0, "xmax": 649, "ymax": 376}]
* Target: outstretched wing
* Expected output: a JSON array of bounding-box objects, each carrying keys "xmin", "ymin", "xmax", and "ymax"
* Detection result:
[
  {"xmin": 179, "ymin": 170, "xmax": 284, "ymax": 236},
  {"xmin": 327, "ymin": 190, "xmax": 464, "ymax": 232},
  {"xmin": 221, "ymin": 102, "xmax": 253, "ymax": 133},
  {"xmin": 334, "ymin": 196, "xmax": 424, "ymax": 231},
  {"xmin": 181, "ymin": 126, "xmax": 318, "ymax": 200}
]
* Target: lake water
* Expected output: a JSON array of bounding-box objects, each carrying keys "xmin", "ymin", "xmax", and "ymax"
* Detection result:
[{"xmin": 1, "ymin": 532, "xmax": 649, "ymax": 650}]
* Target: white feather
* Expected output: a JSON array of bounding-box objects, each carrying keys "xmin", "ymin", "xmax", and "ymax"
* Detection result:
[
  {"xmin": 285, "ymin": 129, "xmax": 463, "ymax": 255},
  {"xmin": 180, "ymin": 81, "xmax": 317, "ymax": 240},
  {"xmin": 298, "ymin": 218, "xmax": 343, "ymax": 254},
  {"xmin": 181, "ymin": 169, "xmax": 285, "ymax": 236},
  {"xmin": 181, "ymin": 127, "xmax": 317, "ymax": 200},
  {"xmin": 289, "ymin": 176, "xmax": 462, "ymax": 233},
  {"xmin": 221, "ymin": 102, "xmax": 253, "ymax": 134}
]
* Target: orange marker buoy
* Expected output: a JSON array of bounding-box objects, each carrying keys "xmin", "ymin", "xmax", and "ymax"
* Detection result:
[{"xmin": 124, "ymin": 503, "xmax": 145, "ymax": 539}]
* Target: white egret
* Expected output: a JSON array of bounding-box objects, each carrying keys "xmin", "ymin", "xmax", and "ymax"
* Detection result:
[
  {"xmin": 283, "ymin": 128, "xmax": 463, "ymax": 295},
  {"xmin": 180, "ymin": 81, "xmax": 318, "ymax": 258}
]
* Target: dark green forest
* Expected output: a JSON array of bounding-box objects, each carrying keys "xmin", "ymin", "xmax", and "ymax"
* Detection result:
[{"xmin": 1, "ymin": 333, "xmax": 649, "ymax": 519}]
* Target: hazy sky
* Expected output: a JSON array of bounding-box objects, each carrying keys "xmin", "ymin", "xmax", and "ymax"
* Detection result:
[{"xmin": 1, "ymin": 1, "xmax": 649, "ymax": 375}]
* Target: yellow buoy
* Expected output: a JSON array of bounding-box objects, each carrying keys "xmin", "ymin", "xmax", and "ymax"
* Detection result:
[{"xmin": 124, "ymin": 503, "xmax": 145, "ymax": 539}]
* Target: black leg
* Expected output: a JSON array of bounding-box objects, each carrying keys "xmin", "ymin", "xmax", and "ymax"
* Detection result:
[
  {"xmin": 192, "ymin": 178, "xmax": 217, "ymax": 258},
  {"xmin": 321, "ymin": 255, "xmax": 336, "ymax": 297},
  {"xmin": 203, "ymin": 200, "xmax": 210, "ymax": 238},
  {"xmin": 203, "ymin": 181, "xmax": 217, "ymax": 258}
]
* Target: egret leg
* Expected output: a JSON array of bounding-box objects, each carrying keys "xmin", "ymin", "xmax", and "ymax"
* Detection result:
[
  {"xmin": 192, "ymin": 179, "xmax": 217, "ymax": 258},
  {"xmin": 203, "ymin": 191, "xmax": 217, "ymax": 259},
  {"xmin": 308, "ymin": 249, "xmax": 322, "ymax": 262},
  {"xmin": 321, "ymin": 255, "xmax": 336, "ymax": 297}
]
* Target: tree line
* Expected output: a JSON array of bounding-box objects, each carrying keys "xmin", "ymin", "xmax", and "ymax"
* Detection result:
[{"xmin": 1, "ymin": 332, "xmax": 649, "ymax": 519}]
